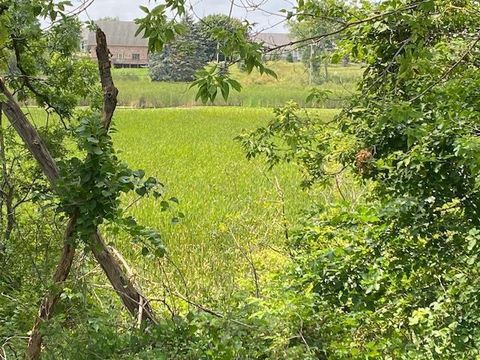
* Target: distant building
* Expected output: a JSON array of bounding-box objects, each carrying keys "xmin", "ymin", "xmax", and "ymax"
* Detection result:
[
  {"xmin": 81, "ymin": 21, "xmax": 299, "ymax": 66},
  {"xmin": 81, "ymin": 20, "xmax": 148, "ymax": 68},
  {"xmin": 252, "ymin": 33, "xmax": 300, "ymax": 61}
]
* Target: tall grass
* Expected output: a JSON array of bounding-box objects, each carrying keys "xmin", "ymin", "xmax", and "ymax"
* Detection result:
[
  {"xmin": 113, "ymin": 62, "xmax": 363, "ymax": 109},
  {"xmin": 108, "ymin": 107, "xmax": 339, "ymax": 304}
]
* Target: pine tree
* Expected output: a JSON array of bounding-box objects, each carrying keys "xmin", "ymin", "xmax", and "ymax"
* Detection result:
[{"xmin": 149, "ymin": 17, "xmax": 209, "ymax": 82}]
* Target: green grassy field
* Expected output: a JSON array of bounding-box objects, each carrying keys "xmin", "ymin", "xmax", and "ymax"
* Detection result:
[
  {"xmin": 107, "ymin": 107, "xmax": 339, "ymax": 304},
  {"xmin": 23, "ymin": 60, "xmax": 354, "ymax": 303},
  {"xmin": 112, "ymin": 62, "xmax": 362, "ymax": 109}
]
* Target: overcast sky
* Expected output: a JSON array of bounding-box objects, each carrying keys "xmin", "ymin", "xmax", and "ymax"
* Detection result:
[{"xmin": 78, "ymin": 0, "xmax": 292, "ymax": 33}]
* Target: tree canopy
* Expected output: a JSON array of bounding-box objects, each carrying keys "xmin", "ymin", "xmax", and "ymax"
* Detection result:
[{"xmin": 198, "ymin": 14, "xmax": 246, "ymax": 62}]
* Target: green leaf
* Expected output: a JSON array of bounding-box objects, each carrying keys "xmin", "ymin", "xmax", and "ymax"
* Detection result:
[
  {"xmin": 133, "ymin": 170, "xmax": 145, "ymax": 178},
  {"xmin": 220, "ymin": 81, "xmax": 230, "ymax": 101},
  {"xmin": 136, "ymin": 187, "xmax": 147, "ymax": 196},
  {"xmin": 87, "ymin": 136, "xmax": 99, "ymax": 144},
  {"xmin": 139, "ymin": 5, "xmax": 150, "ymax": 13},
  {"xmin": 227, "ymin": 79, "xmax": 242, "ymax": 92},
  {"xmin": 160, "ymin": 200, "xmax": 170, "ymax": 211}
]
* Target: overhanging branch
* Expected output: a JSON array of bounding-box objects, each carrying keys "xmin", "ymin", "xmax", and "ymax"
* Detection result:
[{"xmin": 264, "ymin": 1, "xmax": 427, "ymax": 54}]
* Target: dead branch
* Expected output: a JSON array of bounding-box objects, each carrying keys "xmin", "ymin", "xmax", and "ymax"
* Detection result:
[{"xmin": 95, "ymin": 27, "xmax": 118, "ymax": 130}]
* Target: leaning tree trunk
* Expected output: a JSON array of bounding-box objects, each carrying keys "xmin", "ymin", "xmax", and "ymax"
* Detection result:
[
  {"xmin": 25, "ymin": 217, "xmax": 77, "ymax": 360},
  {"xmin": 0, "ymin": 27, "xmax": 155, "ymax": 360}
]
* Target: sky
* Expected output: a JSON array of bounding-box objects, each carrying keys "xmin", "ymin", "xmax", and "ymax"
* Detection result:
[{"xmin": 78, "ymin": 0, "xmax": 292, "ymax": 33}]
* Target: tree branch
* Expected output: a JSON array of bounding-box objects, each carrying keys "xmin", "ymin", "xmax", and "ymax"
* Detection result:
[
  {"xmin": 410, "ymin": 32, "xmax": 480, "ymax": 102},
  {"xmin": 96, "ymin": 27, "xmax": 118, "ymax": 130},
  {"xmin": 264, "ymin": 2, "xmax": 426, "ymax": 54},
  {"xmin": 11, "ymin": 37, "xmax": 66, "ymax": 123}
]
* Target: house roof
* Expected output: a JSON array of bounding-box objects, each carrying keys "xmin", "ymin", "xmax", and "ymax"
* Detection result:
[
  {"xmin": 82, "ymin": 21, "xmax": 293, "ymax": 51},
  {"xmin": 82, "ymin": 20, "xmax": 148, "ymax": 47},
  {"xmin": 252, "ymin": 33, "xmax": 293, "ymax": 49}
]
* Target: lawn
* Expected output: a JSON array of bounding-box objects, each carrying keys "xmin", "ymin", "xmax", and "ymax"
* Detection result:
[
  {"xmin": 108, "ymin": 107, "xmax": 339, "ymax": 304},
  {"xmin": 112, "ymin": 61, "xmax": 363, "ymax": 109}
]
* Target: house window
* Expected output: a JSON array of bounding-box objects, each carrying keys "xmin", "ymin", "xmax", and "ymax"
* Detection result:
[
  {"xmin": 132, "ymin": 53, "xmax": 140, "ymax": 61},
  {"xmin": 116, "ymin": 53, "xmax": 123, "ymax": 59}
]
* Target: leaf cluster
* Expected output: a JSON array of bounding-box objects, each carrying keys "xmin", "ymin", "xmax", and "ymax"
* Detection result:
[{"xmin": 57, "ymin": 112, "xmax": 165, "ymax": 255}]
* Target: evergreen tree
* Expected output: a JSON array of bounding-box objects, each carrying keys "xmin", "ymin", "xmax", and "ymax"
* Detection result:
[{"xmin": 149, "ymin": 17, "xmax": 209, "ymax": 82}]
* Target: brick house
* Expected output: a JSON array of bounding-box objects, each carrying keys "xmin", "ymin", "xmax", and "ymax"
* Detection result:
[
  {"xmin": 81, "ymin": 20, "xmax": 298, "ymax": 67},
  {"xmin": 81, "ymin": 20, "xmax": 148, "ymax": 68}
]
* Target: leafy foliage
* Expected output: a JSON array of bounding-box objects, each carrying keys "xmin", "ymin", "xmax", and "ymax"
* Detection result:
[
  {"xmin": 4, "ymin": 0, "xmax": 480, "ymax": 359},
  {"xmin": 56, "ymin": 112, "xmax": 166, "ymax": 255},
  {"xmin": 190, "ymin": 65, "xmax": 242, "ymax": 103},
  {"xmin": 239, "ymin": 0, "xmax": 480, "ymax": 358},
  {"xmin": 135, "ymin": 3, "xmax": 186, "ymax": 53},
  {"xmin": 197, "ymin": 14, "xmax": 246, "ymax": 62}
]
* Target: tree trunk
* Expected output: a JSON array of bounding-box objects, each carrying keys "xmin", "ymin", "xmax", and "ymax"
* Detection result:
[
  {"xmin": 0, "ymin": 28, "xmax": 155, "ymax": 327},
  {"xmin": 0, "ymin": 83, "xmax": 60, "ymax": 184},
  {"xmin": 26, "ymin": 216, "xmax": 77, "ymax": 360},
  {"xmin": 90, "ymin": 27, "xmax": 155, "ymax": 321},
  {"xmin": 96, "ymin": 27, "xmax": 118, "ymax": 130},
  {"xmin": 0, "ymin": 107, "xmax": 15, "ymax": 242},
  {"xmin": 309, "ymin": 43, "xmax": 314, "ymax": 85},
  {"xmin": 90, "ymin": 232, "xmax": 155, "ymax": 321},
  {"xmin": 1, "ymin": 27, "xmax": 156, "ymax": 359}
]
